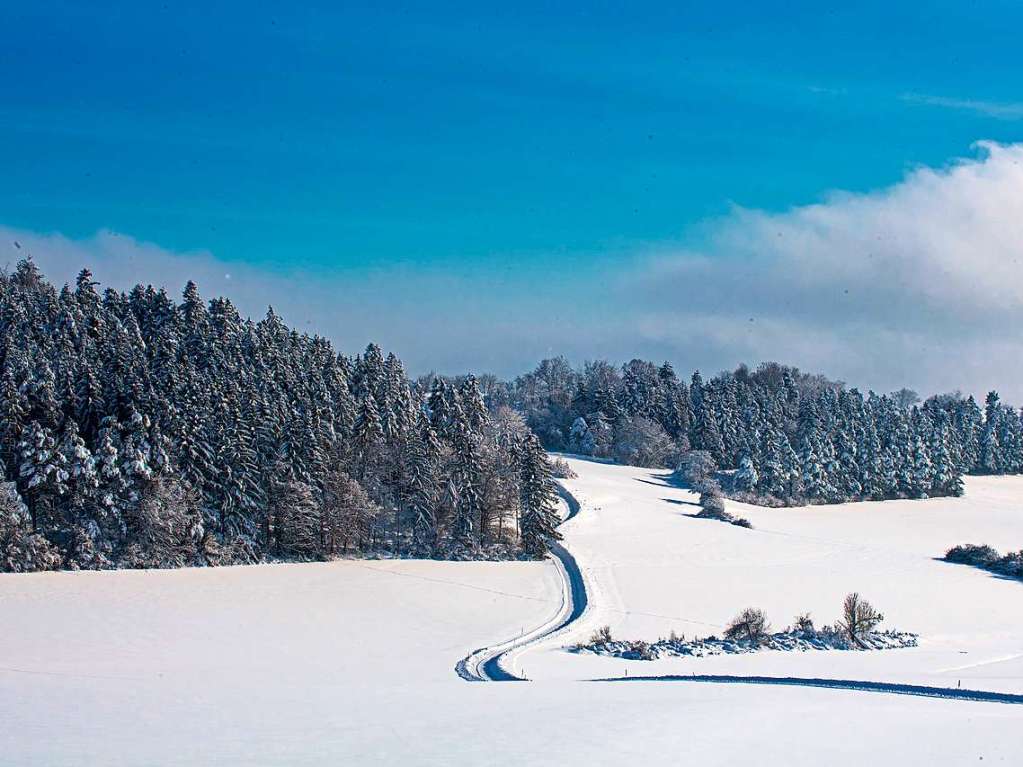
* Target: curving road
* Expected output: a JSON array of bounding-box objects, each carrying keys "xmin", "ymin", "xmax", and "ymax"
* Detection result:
[{"xmin": 455, "ymin": 481, "xmax": 588, "ymax": 682}]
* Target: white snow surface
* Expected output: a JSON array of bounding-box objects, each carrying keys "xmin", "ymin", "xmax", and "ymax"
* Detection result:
[{"xmin": 2, "ymin": 457, "xmax": 1021, "ymax": 765}]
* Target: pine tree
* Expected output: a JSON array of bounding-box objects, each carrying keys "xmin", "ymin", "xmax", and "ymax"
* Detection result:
[
  {"xmin": 695, "ymin": 400, "xmax": 726, "ymax": 465},
  {"xmin": 17, "ymin": 420, "xmax": 68, "ymax": 531},
  {"xmin": 405, "ymin": 412, "xmax": 439, "ymax": 554},
  {"xmin": 733, "ymin": 454, "xmax": 759, "ymax": 492},
  {"xmin": 799, "ymin": 427, "xmax": 836, "ymax": 502},
  {"xmin": 930, "ymin": 412, "xmax": 963, "ymax": 497},
  {"xmin": 517, "ymin": 433, "xmax": 562, "ymax": 558},
  {"xmin": 909, "ymin": 428, "xmax": 934, "ymax": 498},
  {"xmin": 756, "ymin": 429, "xmax": 786, "ymax": 497}
]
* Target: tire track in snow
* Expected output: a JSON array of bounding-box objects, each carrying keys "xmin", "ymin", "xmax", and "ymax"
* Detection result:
[
  {"xmin": 590, "ymin": 674, "xmax": 1023, "ymax": 705},
  {"xmin": 455, "ymin": 481, "xmax": 587, "ymax": 682}
]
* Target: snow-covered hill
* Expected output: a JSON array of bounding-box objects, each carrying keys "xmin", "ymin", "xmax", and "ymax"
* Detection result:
[{"xmin": 2, "ymin": 458, "xmax": 1020, "ymax": 765}]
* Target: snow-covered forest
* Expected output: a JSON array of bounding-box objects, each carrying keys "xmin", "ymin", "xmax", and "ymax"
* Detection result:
[
  {"xmin": 4, "ymin": 259, "xmax": 1022, "ymax": 573},
  {"xmin": 496, "ymin": 357, "xmax": 1022, "ymax": 505},
  {"xmin": 0, "ymin": 261, "xmax": 561, "ymax": 572}
]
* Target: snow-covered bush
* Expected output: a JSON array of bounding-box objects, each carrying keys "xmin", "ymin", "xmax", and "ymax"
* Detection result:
[
  {"xmin": 626, "ymin": 640, "xmax": 654, "ymax": 660},
  {"xmin": 675, "ymin": 450, "xmax": 717, "ymax": 489},
  {"xmin": 945, "ymin": 543, "xmax": 1001, "ymax": 568},
  {"xmin": 724, "ymin": 607, "xmax": 771, "ymax": 645},
  {"xmin": 945, "ymin": 543, "xmax": 1023, "ymax": 580},
  {"xmin": 695, "ymin": 488, "xmax": 753, "ymax": 529},
  {"xmin": 611, "ymin": 416, "xmax": 676, "ymax": 467},
  {"xmin": 549, "ymin": 457, "xmax": 578, "ymax": 479},
  {"xmin": 699, "ymin": 492, "xmax": 726, "ymax": 517},
  {"xmin": 992, "ymin": 550, "xmax": 1023, "ymax": 578},
  {"xmin": 575, "ymin": 597, "xmax": 916, "ymax": 661}
]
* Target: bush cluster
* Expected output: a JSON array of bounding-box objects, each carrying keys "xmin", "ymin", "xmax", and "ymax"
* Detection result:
[{"xmin": 945, "ymin": 544, "xmax": 1023, "ymax": 579}]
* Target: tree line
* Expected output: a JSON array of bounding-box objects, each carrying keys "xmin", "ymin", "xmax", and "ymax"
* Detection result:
[
  {"xmin": 496, "ymin": 357, "xmax": 1023, "ymax": 504},
  {"xmin": 0, "ymin": 260, "xmax": 561, "ymax": 572}
]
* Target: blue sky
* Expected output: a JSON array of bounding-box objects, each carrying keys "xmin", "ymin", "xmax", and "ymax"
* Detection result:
[{"xmin": 4, "ymin": 2, "xmax": 1023, "ymax": 395}]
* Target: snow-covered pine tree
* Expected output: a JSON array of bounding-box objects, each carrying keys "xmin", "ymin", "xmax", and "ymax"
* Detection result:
[
  {"xmin": 733, "ymin": 454, "xmax": 759, "ymax": 493},
  {"xmin": 755, "ymin": 428, "xmax": 786, "ymax": 498},
  {"xmin": 516, "ymin": 433, "xmax": 562, "ymax": 558}
]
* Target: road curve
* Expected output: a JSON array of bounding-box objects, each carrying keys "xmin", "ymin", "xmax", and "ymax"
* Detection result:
[
  {"xmin": 455, "ymin": 481, "xmax": 587, "ymax": 682},
  {"xmin": 590, "ymin": 674, "xmax": 1023, "ymax": 705}
]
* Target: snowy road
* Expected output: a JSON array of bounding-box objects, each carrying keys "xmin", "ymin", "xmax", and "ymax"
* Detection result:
[
  {"xmin": 594, "ymin": 674, "xmax": 1023, "ymax": 705},
  {"xmin": 455, "ymin": 481, "xmax": 588, "ymax": 681}
]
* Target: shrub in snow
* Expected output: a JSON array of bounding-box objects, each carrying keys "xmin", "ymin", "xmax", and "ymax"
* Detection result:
[
  {"xmin": 591, "ymin": 625, "xmax": 613, "ymax": 645},
  {"xmin": 793, "ymin": 613, "xmax": 815, "ymax": 633},
  {"xmin": 626, "ymin": 640, "xmax": 654, "ymax": 661},
  {"xmin": 945, "ymin": 543, "xmax": 1023, "ymax": 580},
  {"xmin": 992, "ymin": 550, "xmax": 1023, "ymax": 578},
  {"xmin": 724, "ymin": 607, "xmax": 771, "ymax": 645},
  {"xmin": 611, "ymin": 416, "xmax": 676, "ymax": 468},
  {"xmin": 575, "ymin": 599, "xmax": 917, "ymax": 661},
  {"xmin": 840, "ymin": 592, "xmax": 884, "ymax": 647},
  {"xmin": 549, "ymin": 457, "xmax": 578, "ymax": 479},
  {"xmin": 694, "ymin": 490, "xmax": 754, "ymax": 529},
  {"xmin": 945, "ymin": 543, "xmax": 1001, "ymax": 568},
  {"xmin": 699, "ymin": 492, "xmax": 727, "ymax": 517},
  {"xmin": 674, "ymin": 450, "xmax": 717, "ymax": 488}
]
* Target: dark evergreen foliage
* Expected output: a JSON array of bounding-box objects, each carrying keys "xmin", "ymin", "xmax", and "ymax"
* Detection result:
[
  {"xmin": 505, "ymin": 357, "xmax": 1021, "ymax": 506},
  {"xmin": 0, "ymin": 261, "xmax": 559, "ymax": 571}
]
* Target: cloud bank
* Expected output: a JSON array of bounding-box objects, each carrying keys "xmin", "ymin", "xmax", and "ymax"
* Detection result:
[
  {"xmin": 5, "ymin": 141, "xmax": 1023, "ymax": 400},
  {"xmin": 628, "ymin": 141, "xmax": 1023, "ymax": 400}
]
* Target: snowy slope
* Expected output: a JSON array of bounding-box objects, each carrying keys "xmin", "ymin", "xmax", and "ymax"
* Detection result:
[
  {"xmin": 523, "ymin": 458, "xmax": 1023, "ymax": 693},
  {"xmin": 2, "ymin": 459, "xmax": 1021, "ymax": 765}
]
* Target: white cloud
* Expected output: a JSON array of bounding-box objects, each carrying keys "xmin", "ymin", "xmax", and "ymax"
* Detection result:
[{"xmin": 626, "ymin": 141, "xmax": 1023, "ymax": 400}]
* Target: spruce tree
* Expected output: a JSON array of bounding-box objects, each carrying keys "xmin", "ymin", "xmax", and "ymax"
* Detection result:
[{"xmin": 517, "ymin": 433, "xmax": 562, "ymax": 558}]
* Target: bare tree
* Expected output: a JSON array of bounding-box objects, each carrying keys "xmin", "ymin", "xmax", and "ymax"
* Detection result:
[
  {"xmin": 272, "ymin": 481, "xmax": 322, "ymax": 559},
  {"xmin": 322, "ymin": 472, "xmax": 381, "ymax": 554},
  {"xmin": 724, "ymin": 607, "xmax": 771, "ymax": 645},
  {"xmin": 840, "ymin": 592, "xmax": 884, "ymax": 647},
  {"xmin": 122, "ymin": 477, "xmax": 203, "ymax": 568}
]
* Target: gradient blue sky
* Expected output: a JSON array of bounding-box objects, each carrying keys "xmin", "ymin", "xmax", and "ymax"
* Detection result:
[{"xmin": 4, "ymin": 2, "xmax": 1023, "ymax": 394}]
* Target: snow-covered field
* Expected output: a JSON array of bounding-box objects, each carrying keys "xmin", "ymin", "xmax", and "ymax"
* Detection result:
[
  {"xmin": 522, "ymin": 459, "xmax": 1023, "ymax": 694},
  {"xmin": 2, "ymin": 458, "xmax": 1021, "ymax": 765}
]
